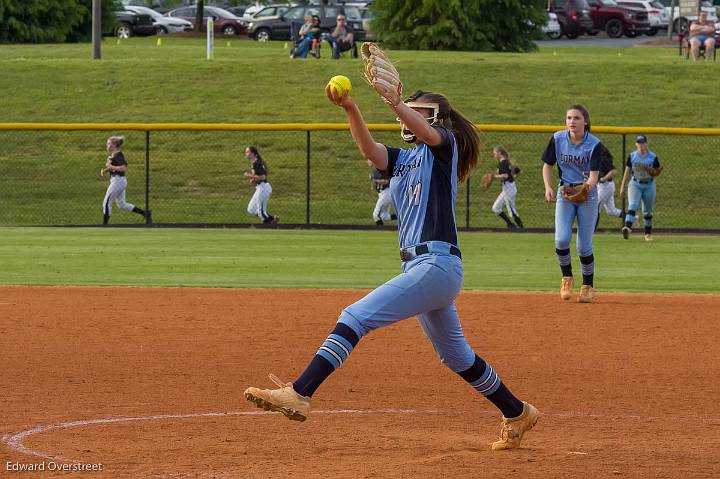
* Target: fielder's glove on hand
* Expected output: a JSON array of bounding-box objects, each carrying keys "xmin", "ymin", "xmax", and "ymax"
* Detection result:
[
  {"xmin": 481, "ymin": 173, "xmax": 494, "ymax": 189},
  {"xmin": 561, "ymin": 184, "xmax": 590, "ymax": 204},
  {"xmin": 361, "ymin": 43, "xmax": 402, "ymax": 106}
]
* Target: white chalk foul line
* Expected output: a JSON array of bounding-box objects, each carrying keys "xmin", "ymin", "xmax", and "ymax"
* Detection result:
[{"xmin": 1, "ymin": 408, "xmax": 417, "ymax": 463}]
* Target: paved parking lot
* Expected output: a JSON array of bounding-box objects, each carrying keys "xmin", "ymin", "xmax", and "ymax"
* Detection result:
[{"xmin": 537, "ymin": 30, "xmax": 672, "ymax": 47}]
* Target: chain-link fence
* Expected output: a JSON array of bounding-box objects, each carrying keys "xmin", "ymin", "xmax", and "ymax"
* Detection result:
[{"xmin": 0, "ymin": 124, "xmax": 718, "ymax": 230}]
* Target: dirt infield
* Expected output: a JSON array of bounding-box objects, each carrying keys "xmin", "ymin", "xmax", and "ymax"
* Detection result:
[{"xmin": 1, "ymin": 286, "xmax": 719, "ymax": 478}]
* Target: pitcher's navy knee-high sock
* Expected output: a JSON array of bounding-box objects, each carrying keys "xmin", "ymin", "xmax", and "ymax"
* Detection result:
[
  {"xmin": 293, "ymin": 322, "xmax": 359, "ymax": 397},
  {"xmin": 580, "ymin": 254, "xmax": 594, "ymax": 287},
  {"xmin": 458, "ymin": 355, "xmax": 524, "ymax": 419},
  {"xmin": 556, "ymin": 248, "xmax": 572, "ymax": 277}
]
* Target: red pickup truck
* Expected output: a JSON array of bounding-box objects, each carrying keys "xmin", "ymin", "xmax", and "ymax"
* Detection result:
[{"xmin": 587, "ymin": 0, "xmax": 651, "ymax": 37}]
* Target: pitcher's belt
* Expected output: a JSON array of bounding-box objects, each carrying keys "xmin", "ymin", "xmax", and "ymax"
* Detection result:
[{"xmin": 400, "ymin": 243, "xmax": 461, "ymax": 262}]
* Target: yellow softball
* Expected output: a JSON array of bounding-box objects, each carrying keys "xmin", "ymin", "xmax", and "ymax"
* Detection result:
[{"xmin": 327, "ymin": 75, "xmax": 352, "ymax": 96}]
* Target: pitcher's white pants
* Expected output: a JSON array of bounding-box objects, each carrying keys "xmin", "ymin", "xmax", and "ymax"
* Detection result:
[
  {"xmin": 597, "ymin": 180, "xmax": 622, "ymax": 217},
  {"xmin": 491, "ymin": 181, "xmax": 519, "ymax": 216},
  {"xmin": 373, "ymin": 188, "xmax": 394, "ymax": 222},
  {"xmin": 247, "ymin": 182, "xmax": 272, "ymax": 221},
  {"xmin": 103, "ymin": 176, "xmax": 135, "ymax": 215}
]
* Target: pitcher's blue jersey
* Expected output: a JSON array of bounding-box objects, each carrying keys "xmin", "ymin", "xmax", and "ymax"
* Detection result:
[
  {"xmin": 384, "ymin": 126, "xmax": 458, "ymax": 249},
  {"xmin": 627, "ymin": 150, "xmax": 660, "ymax": 181},
  {"xmin": 542, "ymin": 130, "xmax": 602, "ymax": 184}
]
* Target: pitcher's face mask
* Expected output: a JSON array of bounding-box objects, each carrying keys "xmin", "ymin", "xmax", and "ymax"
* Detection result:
[{"xmin": 397, "ymin": 101, "xmax": 440, "ymax": 143}]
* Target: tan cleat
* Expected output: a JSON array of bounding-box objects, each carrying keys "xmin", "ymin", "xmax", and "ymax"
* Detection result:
[
  {"xmin": 644, "ymin": 234, "xmax": 652, "ymax": 242},
  {"xmin": 578, "ymin": 285, "xmax": 594, "ymax": 303},
  {"xmin": 244, "ymin": 374, "xmax": 311, "ymax": 422},
  {"xmin": 491, "ymin": 401, "xmax": 539, "ymax": 451},
  {"xmin": 560, "ymin": 276, "xmax": 573, "ymax": 300}
]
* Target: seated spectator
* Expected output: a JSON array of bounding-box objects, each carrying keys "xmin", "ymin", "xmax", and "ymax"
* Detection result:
[
  {"xmin": 689, "ymin": 11, "xmax": 716, "ymax": 61},
  {"xmin": 324, "ymin": 15, "xmax": 354, "ymax": 59},
  {"xmin": 293, "ymin": 15, "xmax": 321, "ymax": 59}
]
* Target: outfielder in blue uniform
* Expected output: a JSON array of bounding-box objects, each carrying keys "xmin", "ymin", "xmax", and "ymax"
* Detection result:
[
  {"xmin": 619, "ymin": 135, "xmax": 663, "ymax": 241},
  {"xmin": 245, "ymin": 88, "xmax": 539, "ymax": 451},
  {"xmin": 542, "ymin": 105, "xmax": 602, "ymax": 303}
]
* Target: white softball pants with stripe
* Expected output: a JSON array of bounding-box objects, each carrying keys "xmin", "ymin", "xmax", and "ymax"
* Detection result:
[
  {"xmin": 247, "ymin": 182, "xmax": 272, "ymax": 220},
  {"xmin": 597, "ymin": 180, "xmax": 622, "ymax": 217},
  {"xmin": 102, "ymin": 176, "xmax": 135, "ymax": 215},
  {"xmin": 373, "ymin": 188, "xmax": 394, "ymax": 222},
  {"xmin": 491, "ymin": 181, "xmax": 518, "ymax": 216}
]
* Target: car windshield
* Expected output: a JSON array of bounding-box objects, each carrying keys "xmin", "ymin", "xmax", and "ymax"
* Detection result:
[
  {"xmin": 650, "ymin": 1, "xmax": 664, "ymax": 8},
  {"xmin": 206, "ymin": 6, "xmax": 239, "ymax": 20},
  {"xmin": 283, "ymin": 7, "xmax": 306, "ymax": 20},
  {"xmin": 602, "ymin": 0, "xmax": 619, "ymax": 6},
  {"xmin": 132, "ymin": 6, "xmax": 162, "ymax": 20},
  {"xmin": 343, "ymin": 6, "xmax": 362, "ymax": 22}
]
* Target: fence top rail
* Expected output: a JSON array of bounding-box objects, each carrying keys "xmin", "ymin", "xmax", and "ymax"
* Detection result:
[{"xmin": 1, "ymin": 123, "xmax": 720, "ymax": 136}]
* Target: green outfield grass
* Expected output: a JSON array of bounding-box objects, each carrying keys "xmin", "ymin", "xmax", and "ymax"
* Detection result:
[
  {"xmin": 0, "ymin": 38, "xmax": 716, "ymax": 126},
  {"xmin": 0, "ymin": 227, "xmax": 717, "ymax": 292}
]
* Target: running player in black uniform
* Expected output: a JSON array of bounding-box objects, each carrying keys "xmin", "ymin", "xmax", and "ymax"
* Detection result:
[
  {"xmin": 490, "ymin": 146, "xmax": 523, "ymax": 229},
  {"xmin": 100, "ymin": 136, "xmax": 149, "ymax": 225},
  {"xmin": 370, "ymin": 165, "xmax": 397, "ymax": 225},
  {"xmin": 595, "ymin": 144, "xmax": 623, "ymax": 231},
  {"xmin": 244, "ymin": 146, "xmax": 277, "ymax": 224}
]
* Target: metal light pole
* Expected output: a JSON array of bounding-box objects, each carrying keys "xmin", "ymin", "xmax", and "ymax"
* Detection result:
[
  {"xmin": 668, "ymin": 0, "xmax": 677, "ymax": 39},
  {"xmin": 92, "ymin": 0, "xmax": 102, "ymax": 59}
]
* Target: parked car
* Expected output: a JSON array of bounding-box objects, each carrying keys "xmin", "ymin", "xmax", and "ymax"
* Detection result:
[
  {"xmin": 111, "ymin": 9, "xmax": 158, "ymax": 38},
  {"xmin": 548, "ymin": 0, "xmax": 595, "ymax": 39},
  {"xmin": 586, "ymin": 0, "xmax": 650, "ymax": 38},
  {"xmin": 656, "ymin": 0, "xmax": 718, "ymax": 34},
  {"xmin": 247, "ymin": 4, "xmax": 365, "ymax": 41},
  {"xmin": 125, "ymin": 5, "xmax": 193, "ymax": 34},
  {"xmin": 165, "ymin": 6, "xmax": 248, "ymax": 35},
  {"xmin": 616, "ymin": 0, "xmax": 669, "ymax": 35},
  {"xmin": 544, "ymin": 12, "xmax": 563, "ymax": 38}
]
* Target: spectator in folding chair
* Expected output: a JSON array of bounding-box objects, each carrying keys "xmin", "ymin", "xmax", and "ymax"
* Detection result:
[
  {"xmin": 291, "ymin": 15, "xmax": 321, "ymax": 59},
  {"xmin": 324, "ymin": 14, "xmax": 356, "ymax": 59},
  {"xmin": 688, "ymin": 11, "xmax": 716, "ymax": 61}
]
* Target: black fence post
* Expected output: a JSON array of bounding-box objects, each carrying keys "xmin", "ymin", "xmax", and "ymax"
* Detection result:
[
  {"xmin": 306, "ymin": 130, "xmax": 311, "ymax": 225},
  {"xmin": 466, "ymin": 175, "xmax": 470, "ymax": 229},
  {"xmin": 145, "ymin": 130, "xmax": 151, "ymax": 225}
]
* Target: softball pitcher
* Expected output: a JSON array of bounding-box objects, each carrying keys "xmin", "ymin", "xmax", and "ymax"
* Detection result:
[
  {"xmin": 100, "ymin": 136, "xmax": 149, "ymax": 225},
  {"xmin": 542, "ymin": 105, "xmax": 602, "ymax": 303},
  {"xmin": 244, "ymin": 146, "xmax": 278, "ymax": 224},
  {"xmin": 619, "ymin": 135, "xmax": 662, "ymax": 241},
  {"xmin": 244, "ymin": 44, "xmax": 538, "ymax": 451},
  {"xmin": 489, "ymin": 146, "xmax": 523, "ymax": 229},
  {"xmin": 595, "ymin": 143, "xmax": 623, "ymax": 230},
  {"xmin": 370, "ymin": 164, "xmax": 397, "ymax": 225}
]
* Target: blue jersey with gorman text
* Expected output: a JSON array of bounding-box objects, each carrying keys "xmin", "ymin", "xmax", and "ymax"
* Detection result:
[
  {"xmin": 384, "ymin": 126, "xmax": 458, "ymax": 249},
  {"xmin": 542, "ymin": 130, "xmax": 602, "ymax": 184},
  {"xmin": 627, "ymin": 150, "xmax": 660, "ymax": 181}
]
